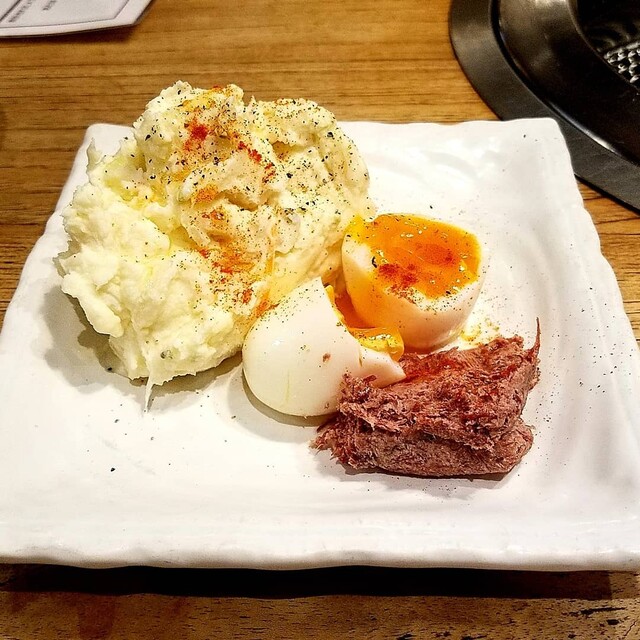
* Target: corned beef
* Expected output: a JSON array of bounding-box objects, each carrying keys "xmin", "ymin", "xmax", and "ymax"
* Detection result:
[{"xmin": 314, "ymin": 324, "xmax": 541, "ymax": 477}]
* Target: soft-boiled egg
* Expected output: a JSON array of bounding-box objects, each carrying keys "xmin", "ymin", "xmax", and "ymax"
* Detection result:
[
  {"xmin": 341, "ymin": 213, "xmax": 486, "ymax": 351},
  {"xmin": 242, "ymin": 277, "xmax": 406, "ymax": 417}
]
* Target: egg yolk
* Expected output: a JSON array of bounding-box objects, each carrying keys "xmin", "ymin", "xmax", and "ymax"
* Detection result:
[
  {"xmin": 326, "ymin": 285, "xmax": 404, "ymax": 361},
  {"xmin": 346, "ymin": 213, "xmax": 481, "ymax": 300}
]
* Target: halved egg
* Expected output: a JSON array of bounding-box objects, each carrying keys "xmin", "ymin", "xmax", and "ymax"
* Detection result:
[
  {"xmin": 341, "ymin": 213, "xmax": 486, "ymax": 351},
  {"xmin": 242, "ymin": 277, "xmax": 406, "ymax": 417}
]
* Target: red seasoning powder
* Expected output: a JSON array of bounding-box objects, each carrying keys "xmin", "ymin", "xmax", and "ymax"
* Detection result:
[{"xmin": 346, "ymin": 214, "xmax": 482, "ymax": 299}]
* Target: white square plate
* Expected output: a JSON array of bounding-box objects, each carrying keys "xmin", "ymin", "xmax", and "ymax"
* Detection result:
[{"xmin": 1, "ymin": 120, "xmax": 639, "ymax": 570}]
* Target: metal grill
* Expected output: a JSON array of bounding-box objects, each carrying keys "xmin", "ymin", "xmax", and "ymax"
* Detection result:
[{"xmin": 603, "ymin": 40, "xmax": 640, "ymax": 86}]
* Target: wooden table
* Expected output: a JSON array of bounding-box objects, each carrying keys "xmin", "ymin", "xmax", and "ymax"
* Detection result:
[{"xmin": 1, "ymin": 1, "xmax": 639, "ymax": 637}]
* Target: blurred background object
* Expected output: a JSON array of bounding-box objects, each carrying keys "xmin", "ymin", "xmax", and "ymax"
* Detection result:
[
  {"xmin": 450, "ymin": 0, "xmax": 640, "ymax": 213},
  {"xmin": 0, "ymin": 0, "xmax": 153, "ymax": 37}
]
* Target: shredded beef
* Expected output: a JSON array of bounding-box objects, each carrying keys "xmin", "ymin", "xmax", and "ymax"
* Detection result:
[{"xmin": 314, "ymin": 324, "xmax": 541, "ymax": 477}]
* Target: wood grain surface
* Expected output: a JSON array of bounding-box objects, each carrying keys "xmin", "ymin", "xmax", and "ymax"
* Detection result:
[{"xmin": 1, "ymin": 0, "xmax": 639, "ymax": 638}]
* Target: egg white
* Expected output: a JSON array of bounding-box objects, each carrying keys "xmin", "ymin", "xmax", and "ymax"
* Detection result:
[
  {"xmin": 341, "ymin": 217, "xmax": 487, "ymax": 351},
  {"xmin": 242, "ymin": 277, "xmax": 405, "ymax": 417}
]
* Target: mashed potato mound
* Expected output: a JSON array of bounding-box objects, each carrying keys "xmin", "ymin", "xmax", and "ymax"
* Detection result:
[{"xmin": 58, "ymin": 82, "xmax": 372, "ymax": 390}]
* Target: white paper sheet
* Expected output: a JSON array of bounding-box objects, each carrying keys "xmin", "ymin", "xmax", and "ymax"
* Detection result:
[{"xmin": 0, "ymin": 0, "xmax": 152, "ymax": 36}]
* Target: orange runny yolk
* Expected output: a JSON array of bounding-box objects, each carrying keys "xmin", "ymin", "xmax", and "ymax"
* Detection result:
[
  {"xmin": 346, "ymin": 213, "xmax": 481, "ymax": 299},
  {"xmin": 325, "ymin": 286, "xmax": 405, "ymax": 361}
]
